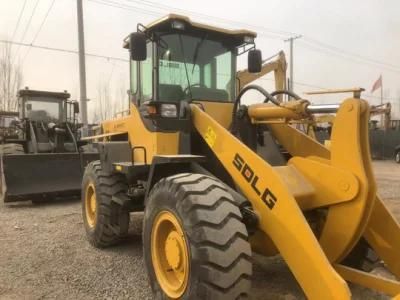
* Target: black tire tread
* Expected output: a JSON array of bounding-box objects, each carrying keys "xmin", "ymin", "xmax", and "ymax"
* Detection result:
[
  {"xmin": 146, "ymin": 173, "xmax": 252, "ymax": 299},
  {"xmin": 395, "ymin": 150, "xmax": 400, "ymax": 164},
  {"xmin": 82, "ymin": 160, "xmax": 129, "ymax": 248}
]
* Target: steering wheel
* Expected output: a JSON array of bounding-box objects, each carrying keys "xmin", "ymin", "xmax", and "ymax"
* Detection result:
[{"xmin": 183, "ymin": 83, "xmax": 207, "ymax": 96}]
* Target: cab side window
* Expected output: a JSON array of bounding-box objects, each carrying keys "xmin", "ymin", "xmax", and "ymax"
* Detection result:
[
  {"xmin": 130, "ymin": 60, "xmax": 138, "ymax": 95},
  {"xmin": 140, "ymin": 42, "xmax": 153, "ymax": 102}
]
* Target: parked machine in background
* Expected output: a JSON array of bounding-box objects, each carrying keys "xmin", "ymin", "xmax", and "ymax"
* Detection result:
[
  {"xmin": 81, "ymin": 14, "xmax": 400, "ymax": 299},
  {"xmin": 0, "ymin": 110, "xmax": 19, "ymax": 143},
  {"xmin": 0, "ymin": 88, "xmax": 98, "ymax": 203}
]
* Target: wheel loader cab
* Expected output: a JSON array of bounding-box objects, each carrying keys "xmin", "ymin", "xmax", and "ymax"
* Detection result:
[
  {"xmin": 16, "ymin": 89, "xmax": 81, "ymax": 153},
  {"xmin": 125, "ymin": 14, "xmax": 258, "ymax": 130}
]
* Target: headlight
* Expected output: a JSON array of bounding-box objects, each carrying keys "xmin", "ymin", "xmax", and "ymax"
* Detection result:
[
  {"xmin": 160, "ymin": 104, "xmax": 178, "ymax": 118},
  {"xmin": 244, "ymin": 36, "xmax": 254, "ymax": 44},
  {"xmin": 171, "ymin": 20, "xmax": 185, "ymax": 30}
]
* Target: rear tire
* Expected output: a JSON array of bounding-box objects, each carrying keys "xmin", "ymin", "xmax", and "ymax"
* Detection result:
[
  {"xmin": 82, "ymin": 161, "xmax": 129, "ymax": 248},
  {"xmin": 144, "ymin": 173, "xmax": 252, "ymax": 299},
  {"xmin": 395, "ymin": 151, "xmax": 400, "ymax": 164},
  {"xmin": 0, "ymin": 143, "xmax": 24, "ymax": 155}
]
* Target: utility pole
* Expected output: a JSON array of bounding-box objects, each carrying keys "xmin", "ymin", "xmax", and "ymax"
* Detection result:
[
  {"xmin": 77, "ymin": 0, "xmax": 88, "ymax": 136},
  {"xmin": 284, "ymin": 35, "xmax": 302, "ymax": 93},
  {"xmin": 380, "ymin": 81, "xmax": 383, "ymax": 127}
]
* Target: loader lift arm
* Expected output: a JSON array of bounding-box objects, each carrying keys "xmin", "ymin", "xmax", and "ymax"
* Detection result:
[{"xmin": 190, "ymin": 96, "xmax": 400, "ymax": 299}]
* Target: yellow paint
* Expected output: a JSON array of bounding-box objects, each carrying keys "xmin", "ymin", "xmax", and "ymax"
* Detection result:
[
  {"xmin": 335, "ymin": 264, "xmax": 400, "ymax": 296},
  {"xmin": 151, "ymin": 210, "xmax": 189, "ymax": 299},
  {"xmin": 191, "ymin": 103, "xmax": 351, "ymax": 299},
  {"xmin": 196, "ymin": 101, "xmax": 234, "ymax": 128},
  {"xmin": 364, "ymin": 196, "xmax": 400, "ymax": 278},
  {"xmin": 204, "ymin": 126, "xmax": 217, "ymax": 148},
  {"xmin": 85, "ymin": 183, "xmax": 97, "ymax": 228},
  {"xmin": 101, "ymin": 104, "xmax": 179, "ymax": 164},
  {"xmin": 288, "ymin": 156, "xmax": 359, "ymax": 210},
  {"xmin": 187, "ymin": 95, "xmax": 400, "ymax": 298}
]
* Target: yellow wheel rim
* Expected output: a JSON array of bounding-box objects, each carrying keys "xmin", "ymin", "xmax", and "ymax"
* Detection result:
[
  {"xmin": 85, "ymin": 183, "xmax": 97, "ymax": 228},
  {"xmin": 151, "ymin": 211, "xmax": 189, "ymax": 299}
]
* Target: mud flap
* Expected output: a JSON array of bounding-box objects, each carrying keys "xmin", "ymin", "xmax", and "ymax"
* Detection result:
[{"xmin": 0, "ymin": 152, "xmax": 99, "ymax": 202}]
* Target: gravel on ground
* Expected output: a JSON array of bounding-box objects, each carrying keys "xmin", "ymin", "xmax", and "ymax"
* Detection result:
[{"xmin": 0, "ymin": 160, "xmax": 398, "ymax": 299}]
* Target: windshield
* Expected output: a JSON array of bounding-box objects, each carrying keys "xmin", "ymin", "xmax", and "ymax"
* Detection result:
[
  {"xmin": 25, "ymin": 100, "xmax": 63, "ymax": 122},
  {"xmin": 158, "ymin": 33, "xmax": 235, "ymax": 102},
  {"xmin": 1, "ymin": 116, "xmax": 16, "ymax": 127}
]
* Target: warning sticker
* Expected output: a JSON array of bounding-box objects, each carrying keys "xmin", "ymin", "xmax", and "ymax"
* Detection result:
[{"xmin": 204, "ymin": 126, "xmax": 217, "ymax": 148}]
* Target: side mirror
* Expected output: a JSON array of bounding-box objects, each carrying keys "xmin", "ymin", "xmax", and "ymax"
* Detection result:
[
  {"xmin": 73, "ymin": 102, "xmax": 80, "ymax": 114},
  {"xmin": 130, "ymin": 32, "xmax": 147, "ymax": 61},
  {"xmin": 248, "ymin": 49, "xmax": 262, "ymax": 73}
]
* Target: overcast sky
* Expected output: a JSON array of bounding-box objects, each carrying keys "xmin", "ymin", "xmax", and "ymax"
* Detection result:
[{"xmin": 1, "ymin": 0, "xmax": 399, "ymax": 120}]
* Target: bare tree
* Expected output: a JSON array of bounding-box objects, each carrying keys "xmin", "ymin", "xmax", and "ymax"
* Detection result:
[
  {"xmin": 0, "ymin": 43, "xmax": 23, "ymax": 112},
  {"xmin": 114, "ymin": 79, "xmax": 129, "ymax": 117},
  {"xmin": 92, "ymin": 79, "xmax": 113, "ymax": 123}
]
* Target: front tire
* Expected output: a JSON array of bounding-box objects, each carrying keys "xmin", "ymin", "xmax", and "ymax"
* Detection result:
[
  {"xmin": 144, "ymin": 173, "xmax": 252, "ymax": 299},
  {"xmin": 82, "ymin": 161, "xmax": 129, "ymax": 248},
  {"xmin": 395, "ymin": 151, "xmax": 400, "ymax": 164}
]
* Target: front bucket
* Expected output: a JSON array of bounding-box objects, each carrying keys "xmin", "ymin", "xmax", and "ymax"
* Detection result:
[{"xmin": 0, "ymin": 152, "xmax": 99, "ymax": 202}]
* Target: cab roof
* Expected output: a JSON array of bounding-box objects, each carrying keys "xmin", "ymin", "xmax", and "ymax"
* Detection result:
[
  {"xmin": 18, "ymin": 89, "xmax": 70, "ymax": 100},
  {"xmin": 124, "ymin": 14, "xmax": 257, "ymax": 48}
]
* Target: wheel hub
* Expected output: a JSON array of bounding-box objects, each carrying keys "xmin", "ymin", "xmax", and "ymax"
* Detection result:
[
  {"xmin": 85, "ymin": 183, "xmax": 97, "ymax": 228},
  {"xmin": 165, "ymin": 231, "xmax": 184, "ymax": 270},
  {"xmin": 151, "ymin": 211, "xmax": 189, "ymax": 299}
]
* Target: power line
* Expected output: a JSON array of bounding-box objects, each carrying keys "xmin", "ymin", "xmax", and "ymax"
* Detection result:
[
  {"xmin": 23, "ymin": 0, "xmax": 57, "ymax": 63},
  {"xmin": 258, "ymin": 77, "xmax": 397, "ymax": 101},
  {"xmin": 126, "ymin": 0, "xmax": 292, "ymax": 39},
  {"xmin": 98, "ymin": 0, "xmax": 400, "ymax": 72},
  {"xmin": 89, "ymin": 0, "xmax": 285, "ymax": 40},
  {"xmin": 0, "ymin": 39, "xmax": 128, "ymax": 63},
  {"xmin": 31, "ymin": 0, "xmax": 57, "ymax": 44},
  {"xmin": 88, "ymin": 0, "xmax": 160, "ymax": 17},
  {"xmin": 303, "ymin": 37, "xmax": 400, "ymax": 71},
  {"xmin": 11, "ymin": 0, "xmax": 28, "ymax": 42},
  {"xmin": 298, "ymin": 40, "xmax": 400, "ymax": 74},
  {"xmin": 14, "ymin": 0, "xmax": 41, "ymax": 59}
]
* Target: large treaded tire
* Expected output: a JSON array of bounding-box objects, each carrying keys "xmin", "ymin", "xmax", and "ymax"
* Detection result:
[
  {"xmin": 82, "ymin": 161, "xmax": 129, "ymax": 248},
  {"xmin": 342, "ymin": 238, "xmax": 380, "ymax": 272},
  {"xmin": 144, "ymin": 173, "xmax": 252, "ymax": 299},
  {"xmin": 395, "ymin": 150, "xmax": 400, "ymax": 164},
  {"xmin": 0, "ymin": 143, "xmax": 24, "ymax": 155}
]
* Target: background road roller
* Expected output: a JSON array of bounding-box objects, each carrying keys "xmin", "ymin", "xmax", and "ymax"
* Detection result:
[
  {"xmin": 0, "ymin": 88, "xmax": 97, "ymax": 203},
  {"xmin": 82, "ymin": 14, "xmax": 400, "ymax": 299}
]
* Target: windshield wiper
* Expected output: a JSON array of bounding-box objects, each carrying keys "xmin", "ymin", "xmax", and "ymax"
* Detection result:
[
  {"xmin": 191, "ymin": 33, "xmax": 208, "ymax": 74},
  {"xmin": 178, "ymin": 34, "xmax": 192, "ymax": 100}
]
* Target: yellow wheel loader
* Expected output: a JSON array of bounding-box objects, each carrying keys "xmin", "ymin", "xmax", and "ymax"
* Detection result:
[{"xmin": 82, "ymin": 14, "xmax": 400, "ymax": 299}]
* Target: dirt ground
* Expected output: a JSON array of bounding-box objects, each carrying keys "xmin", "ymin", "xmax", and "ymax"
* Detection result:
[{"xmin": 0, "ymin": 160, "xmax": 399, "ymax": 299}]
